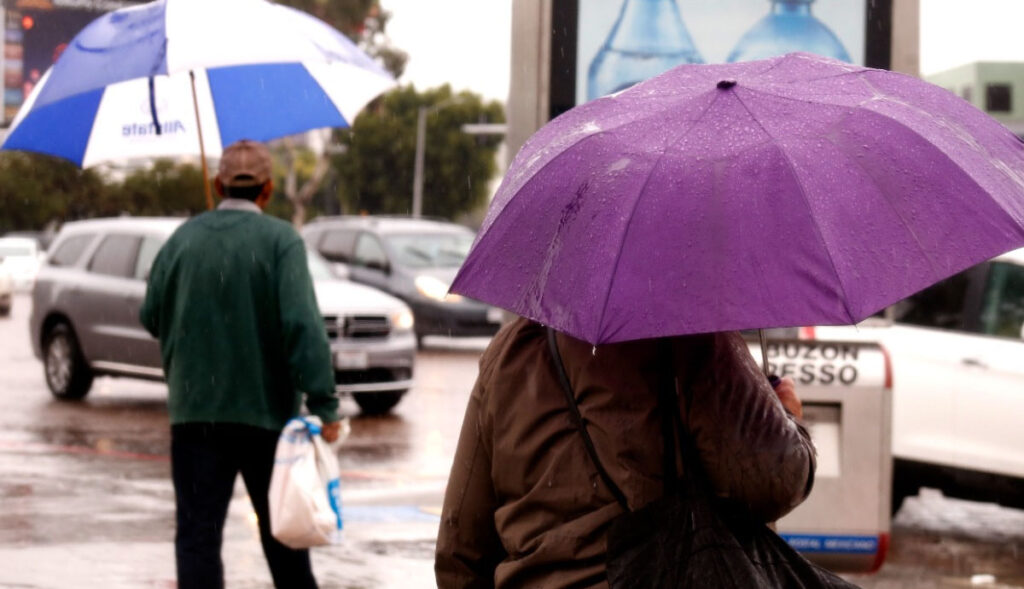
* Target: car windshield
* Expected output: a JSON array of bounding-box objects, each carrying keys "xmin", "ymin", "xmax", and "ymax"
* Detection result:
[
  {"xmin": 306, "ymin": 251, "xmax": 336, "ymax": 281},
  {"xmin": 384, "ymin": 232, "xmax": 474, "ymax": 269},
  {"xmin": 0, "ymin": 245, "xmax": 33, "ymax": 257}
]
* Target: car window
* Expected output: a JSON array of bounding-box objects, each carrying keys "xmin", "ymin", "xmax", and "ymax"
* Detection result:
[
  {"xmin": 383, "ymin": 232, "xmax": 474, "ymax": 269},
  {"xmin": 892, "ymin": 271, "xmax": 971, "ymax": 331},
  {"xmin": 979, "ymin": 262, "xmax": 1024, "ymax": 338},
  {"xmin": 306, "ymin": 251, "xmax": 336, "ymax": 280},
  {"xmin": 133, "ymin": 237, "xmax": 164, "ymax": 280},
  {"xmin": 49, "ymin": 234, "xmax": 96, "ymax": 267},
  {"xmin": 319, "ymin": 229, "xmax": 357, "ymax": 263},
  {"xmin": 88, "ymin": 234, "xmax": 142, "ymax": 278},
  {"xmin": 354, "ymin": 233, "xmax": 388, "ymax": 269}
]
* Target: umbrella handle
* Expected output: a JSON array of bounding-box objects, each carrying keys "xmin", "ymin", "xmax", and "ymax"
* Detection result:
[{"xmin": 189, "ymin": 70, "xmax": 213, "ymax": 210}]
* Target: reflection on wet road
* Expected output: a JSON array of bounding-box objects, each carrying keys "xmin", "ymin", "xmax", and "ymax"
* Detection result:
[{"xmin": 1, "ymin": 293, "xmax": 1022, "ymax": 588}]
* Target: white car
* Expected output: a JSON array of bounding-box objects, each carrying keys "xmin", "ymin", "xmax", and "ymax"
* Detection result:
[
  {"xmin": 0, "ymin": 236, "xmax": 42, "ymax": 291},
  {"xmin": 0, "ymin": 265, "xmax": 12, "ymax": 316},
  {"xmin": 306, "ymin": 251, "xmax": 417, "ymax": 414},
  {"xmin": 811, "ymin": 247, "xmax": 1024, "ymax": 511}
]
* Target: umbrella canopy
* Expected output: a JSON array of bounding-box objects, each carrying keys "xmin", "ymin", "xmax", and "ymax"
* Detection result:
[
  {"xmin": 451, "ymin": 53, "xmax": 1024, "ymax": 345},
  {"xmin": 1, "ymin": 0, "xmax": 394, "ymax": 166}
]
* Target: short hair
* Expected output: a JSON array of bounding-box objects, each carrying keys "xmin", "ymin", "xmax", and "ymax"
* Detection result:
[{"xmin": 222, "ymin": 176, "xmax": 267, "ymax": 201}]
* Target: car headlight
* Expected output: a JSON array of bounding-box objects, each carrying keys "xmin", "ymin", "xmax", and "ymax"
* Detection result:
[
  {"xmin": 391, "ymin": 308, "xmax": 415, "ymax": 332},
  {"xmin": 414, "ymin": 275, "xmax": 463, "ymax": 303}
]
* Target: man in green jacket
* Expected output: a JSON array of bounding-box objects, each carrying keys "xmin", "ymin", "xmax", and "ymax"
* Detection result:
[{"xmin": 141, "ymin": 139, "xmax": 340, "ymax": 589}]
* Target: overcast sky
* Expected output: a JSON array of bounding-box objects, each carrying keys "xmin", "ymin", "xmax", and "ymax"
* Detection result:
[{"xmin": 381, "ymin": 0, "xmax": 1024, "ymax": 102}]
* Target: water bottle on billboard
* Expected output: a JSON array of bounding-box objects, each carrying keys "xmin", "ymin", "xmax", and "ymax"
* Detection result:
[
  {"xmin": 587, "ymin": 0, "xmax": 703, "ymax": 101},
  {"xmin": 727, "ymin": 0, "xmax": 851, "ymax": 63}
]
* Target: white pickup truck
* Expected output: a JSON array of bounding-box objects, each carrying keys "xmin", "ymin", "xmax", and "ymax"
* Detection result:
[{"xmin": 808, "ymin": 247, "xmax": 1024, "ymax": 512}]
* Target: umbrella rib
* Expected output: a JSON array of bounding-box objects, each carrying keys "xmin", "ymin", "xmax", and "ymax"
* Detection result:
[
  {"xmin": 748, "ymin": 76, "xmax": 1022, "ymax": 298},
  {"xmin": 594, "ymin": 92, "xmax": 724, "ymax": 342},
  {"xmin": 848, "ymin": 74, "xmax": 1024, "ymax": 272},
  {"xmin": 730, "ymin": 91, "xmax": 859, "ymax": 324},
  {"xmin": 485, "ymin": 104, "xmax": 690, "ymax": 232}
]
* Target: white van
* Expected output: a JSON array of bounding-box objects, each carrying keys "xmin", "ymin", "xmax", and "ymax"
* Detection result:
[{"xmin": 811, "ymin": 247, "xmax": 1024, "ymax": 511}]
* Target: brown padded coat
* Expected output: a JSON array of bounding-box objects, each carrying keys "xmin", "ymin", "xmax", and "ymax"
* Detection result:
[{"xmin": 435, "ymin": 318, "xmax": 816, "ymax": 589}]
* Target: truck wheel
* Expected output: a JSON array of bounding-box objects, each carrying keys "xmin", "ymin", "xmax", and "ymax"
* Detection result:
[
  {"xmin": 353, "ymin": 391, "xmax": 405, "ymax": 415},
  {"xmin": 43, "ymin": 323, "xmax": 93, "ymax": 400}
]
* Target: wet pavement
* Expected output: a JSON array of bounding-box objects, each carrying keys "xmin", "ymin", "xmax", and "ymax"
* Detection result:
[{"xmin": 1, "ymin": 292, "xmax": 1022, "ymax": 588}]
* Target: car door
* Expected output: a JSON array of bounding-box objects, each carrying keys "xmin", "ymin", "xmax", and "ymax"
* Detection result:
[
  {"xmin": 120, "ymin": 234, "xmax": 166, "ymax": 370},
  {"xmin": 883, "ymin": 267, "xmax": 984, "ymax": 471},
  {"xmin": 950, "ymin": 259, "xmax": 1024, "ymax": 478},
  {"xmin": 348, "ymin": 231, "xmax": 392, "ymax": 292},
  {"xmin": 76, "ymin": 233, "xmax": 149, "ymax": 369}
]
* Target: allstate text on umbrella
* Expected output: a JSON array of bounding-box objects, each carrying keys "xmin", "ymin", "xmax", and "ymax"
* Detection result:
[{"xmin": 123, "ymin": 120, "xmax": 186, "ymax": 137}]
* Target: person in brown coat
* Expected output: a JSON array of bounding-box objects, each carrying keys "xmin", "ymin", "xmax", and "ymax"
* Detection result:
[{"xmin": 435, "ymin": 317, "xmax": 816, "ymax": 588}]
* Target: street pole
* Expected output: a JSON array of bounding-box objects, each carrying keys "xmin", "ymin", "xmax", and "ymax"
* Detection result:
[{"xmin": 412, "ymin": 106, "xmax": 427, "ymax": 218}]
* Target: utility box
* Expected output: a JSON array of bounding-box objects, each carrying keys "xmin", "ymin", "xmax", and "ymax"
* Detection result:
[{"xmin": 747, "ymin": 337, "xmax": 893, "ymax": 573}]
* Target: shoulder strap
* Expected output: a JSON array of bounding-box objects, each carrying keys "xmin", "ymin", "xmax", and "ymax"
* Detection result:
[{"xmin": 547, "ymin": 328, "xmax": 630, "ymax": 512}]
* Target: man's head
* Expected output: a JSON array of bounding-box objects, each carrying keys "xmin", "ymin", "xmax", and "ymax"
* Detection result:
[{"xmin": 215, "ymin": 139, "xmax": 274, "ymax": 208}]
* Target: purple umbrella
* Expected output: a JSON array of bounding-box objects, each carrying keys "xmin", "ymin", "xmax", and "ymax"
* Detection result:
[{"xmin": 451, "ymin": 53, "xmax": 1024, "ymax": 346}]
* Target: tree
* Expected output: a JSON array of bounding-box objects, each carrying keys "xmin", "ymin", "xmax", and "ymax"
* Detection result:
[
  {"xmin": 331, "ymin": 85, "xmax": 505, "ymax": 220},
  {"xmin": 110, "ymin": 159, "xmax": 207, "ymax": 216},
  {"xmin": 271, "ymin": 0, "xmax": 408, "ymax": 227},
  {"xmin": 0, "ymin": 153, "xmax": 107, "ymax": 233},
  {"xmin": 270, "ymin": 137, "xmax": 334, "ymax": 227}
]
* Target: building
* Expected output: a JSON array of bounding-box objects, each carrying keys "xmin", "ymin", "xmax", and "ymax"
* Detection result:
[{"xmin": 926, "ymin": 61, "xmax": 1024, "ymax": 138}]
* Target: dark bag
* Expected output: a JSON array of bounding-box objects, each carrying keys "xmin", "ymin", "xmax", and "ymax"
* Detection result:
[{"xmin": 546, "ymin": 329, "xmax": 859, "ymax": 589}]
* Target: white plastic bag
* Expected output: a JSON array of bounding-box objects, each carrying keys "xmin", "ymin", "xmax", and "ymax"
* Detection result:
[{"xmin": 269, "ymin": 416, "xmax": 343, "ymax": 549}]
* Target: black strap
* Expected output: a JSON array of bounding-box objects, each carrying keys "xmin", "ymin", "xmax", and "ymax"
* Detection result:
[{"xmin": 547, "ymin": 328, "xmax": 631, "ymax": 512}]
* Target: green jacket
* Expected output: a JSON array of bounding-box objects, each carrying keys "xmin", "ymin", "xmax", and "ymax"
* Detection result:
[{"xmin": 140, "ymin": 208, "xmax": 338, "ymax": 431}]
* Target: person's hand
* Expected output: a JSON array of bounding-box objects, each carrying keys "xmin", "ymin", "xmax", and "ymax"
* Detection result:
[
  {"xmin": 772, "ymin": 377, "xmax": 803, "ymax": 419},
  {"xmin": 320, "ymin": 420, "xmax": 342, "ymax": 443}
]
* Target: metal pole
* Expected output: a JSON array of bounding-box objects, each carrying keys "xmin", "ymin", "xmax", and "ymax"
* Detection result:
[
  {"xmin": 758, "ymin": 328, "xmax": 770, "ymax": 379},
  {"xmin": 412, "ymin": 106, "xmax": 427, "ymax": 218},
  {"xmin": 189, "ymin": 71, "xmax": 214, "ymax": 210}
]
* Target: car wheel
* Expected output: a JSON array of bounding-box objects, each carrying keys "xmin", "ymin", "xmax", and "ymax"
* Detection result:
[
  {"xmin": 353, "ymin": 391, "xmax": 406, "ymax": 415},
  {"xmin": 43, "ymin": 323, "xmax": 94, "ymax": 400}
]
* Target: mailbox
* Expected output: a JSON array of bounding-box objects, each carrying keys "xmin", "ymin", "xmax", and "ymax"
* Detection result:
[{"xmin": 747, "ymin": 337, "xmax": 893, "ymax": 573}]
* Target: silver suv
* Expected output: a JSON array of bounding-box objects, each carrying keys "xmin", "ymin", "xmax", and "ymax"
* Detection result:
[{"xmin": 30, "ymin": 217, "xmax": 417, "ymax": 414}]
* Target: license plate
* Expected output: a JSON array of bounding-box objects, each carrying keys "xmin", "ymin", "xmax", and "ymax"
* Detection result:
[
  {"xmin": 334, "ymin": 350, "xmax": 368, "ymax": 370},
  {"xmin": 487, "ymin": 307, "xmax": 504, "ymax": 324}
]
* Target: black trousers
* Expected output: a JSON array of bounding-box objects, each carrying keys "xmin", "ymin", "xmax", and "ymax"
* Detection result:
[{"xmin": 171, "ymin": 423, "xmax": 318, "ymax": 589}]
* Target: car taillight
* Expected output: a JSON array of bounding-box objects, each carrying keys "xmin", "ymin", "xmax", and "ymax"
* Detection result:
[{"xmin": 797, "ymin": 326, "xmax": 816, "ymax": 340}]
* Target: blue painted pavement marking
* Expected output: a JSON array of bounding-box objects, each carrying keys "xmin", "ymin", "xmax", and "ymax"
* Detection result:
[{"xmin": 342, "ymin": 505, "xmax": 441, "ymax": 524}]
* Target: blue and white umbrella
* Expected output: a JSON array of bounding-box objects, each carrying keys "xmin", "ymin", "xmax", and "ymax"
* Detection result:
[{"xmin": 2, "ymin": 0, "xmax": 395, "ymax": 167}]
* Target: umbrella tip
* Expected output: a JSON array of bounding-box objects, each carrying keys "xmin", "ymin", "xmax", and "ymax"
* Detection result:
[{"xmin": 717, "ymin": 79, "xmax": 737, "ymax": 90}]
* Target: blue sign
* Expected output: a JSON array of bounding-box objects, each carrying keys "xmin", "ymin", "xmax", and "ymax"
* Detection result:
[{"xmin": 783, "ymin": 534, "xmax": 879, "ymax": 554}]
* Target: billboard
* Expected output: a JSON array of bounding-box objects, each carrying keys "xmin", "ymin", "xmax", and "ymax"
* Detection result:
[
  {"xmin": 1, "ymin": 0, "xmax": 141, "ymax": 123},
  {"xmin": 549, "ymin": 0, "xmax": 892, "ymax": 117}
]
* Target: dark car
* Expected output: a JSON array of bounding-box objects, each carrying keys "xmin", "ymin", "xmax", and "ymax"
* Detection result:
[{"xmin": 302, "ymin": 216, "xmax": 504, "ymax": 346}]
